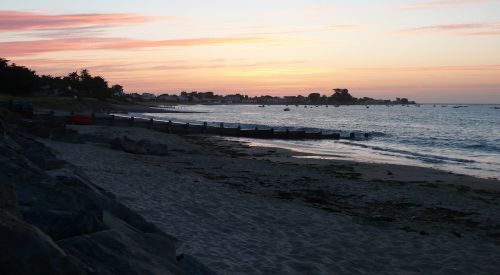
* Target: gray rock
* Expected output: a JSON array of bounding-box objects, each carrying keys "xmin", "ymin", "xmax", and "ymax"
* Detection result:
[
  {"xmin": 56, "ymin": 175, "xmax": 173, "ymax": 239},
  {"xmin": 0, "ymin": 182, "xmax": 21, "ymax": 218},
  {"xmin": 58, "ymin": 229, "xmax": 182, "ymax": 275},
  {"xmin": 111, "ymin": 136, "xmax": 168, "ymax": 156},
  {"xmin": 21, "ymin": 207, "xmax": 106, "ymax": 241},
  {"xmin": 0, "ymin": 209, "xmax": 87, "ymax": 275}
]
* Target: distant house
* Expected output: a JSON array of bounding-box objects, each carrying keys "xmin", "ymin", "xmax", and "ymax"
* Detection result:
[
  {"xmin": 158, "ymin": 94, "xmax": 179, "ymax": 102},
  {"xmin": 112, "ymin": 90, "xmax": 126, "ymax": 98},
  {"xmin": 224, "ymin": 94, "xmax": 244, "ymax": 103},
  {"xmin": 141, "ymin": 93, "xmax": 156, "ymax": 101}
]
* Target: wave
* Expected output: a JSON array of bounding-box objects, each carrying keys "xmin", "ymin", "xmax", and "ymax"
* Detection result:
[{"xmin": 340, "ymin": 141, "xmax": 475, "ymax": 164}]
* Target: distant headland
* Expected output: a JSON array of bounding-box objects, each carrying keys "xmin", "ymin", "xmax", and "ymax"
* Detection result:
[{"xmin": 1, "ymin": 58, "xmax": 415, "ymax": 105}]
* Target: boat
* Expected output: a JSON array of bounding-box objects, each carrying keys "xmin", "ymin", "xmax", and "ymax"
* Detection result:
[
  {"xmin": 284, "ymin": 108, "xmax": 291, "ymax": 111},
  {"xmin": 365, "ymin": 105, "xmax": 369, "ymax": 109},
  {"xmin": 258, "ymin": 105, "xmax": 265, "ymax": 108}
]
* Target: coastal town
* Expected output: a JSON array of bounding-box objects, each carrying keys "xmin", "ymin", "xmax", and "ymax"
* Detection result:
[{"xmin": 124, "ymin": 90, "xmax": 417, "ymax": 105}]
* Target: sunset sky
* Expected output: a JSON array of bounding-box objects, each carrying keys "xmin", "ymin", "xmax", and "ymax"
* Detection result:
[{"xmin": 1, "ymin": 0, "xmax": 500, "ymax": 103}]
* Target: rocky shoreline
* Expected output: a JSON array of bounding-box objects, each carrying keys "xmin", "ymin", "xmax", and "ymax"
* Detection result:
[{"xmin": 0, "ymin": 109, "xmax": 216, "ymax": 274}]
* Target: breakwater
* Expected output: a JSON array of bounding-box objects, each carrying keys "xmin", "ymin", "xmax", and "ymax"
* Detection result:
[{"xmin": 35, "ymin": 112, "xmax": 368, "ymax": 140}]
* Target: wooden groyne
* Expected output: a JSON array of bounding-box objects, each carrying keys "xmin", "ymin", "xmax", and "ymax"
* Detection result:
[{"xmin": 33, "ymin": 112, "xmax": 368, "ymax": 140}]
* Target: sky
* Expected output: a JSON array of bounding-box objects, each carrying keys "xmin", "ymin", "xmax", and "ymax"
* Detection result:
[{"xmin": 1, "ymin": 0, "xmax": 500, "ymax": 103}]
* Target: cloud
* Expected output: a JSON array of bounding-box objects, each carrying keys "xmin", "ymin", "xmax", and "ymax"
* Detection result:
[
  {"xmin": 240, "ymin": 24, "xmax": 360, "ymax": 36},
  {"xmin": 0, "ymin": 36, "xmax": 281, "ymax": 56},
  {"xmin": 0, "ymin": 10, "xmax": 161, "ymax": 31},
  {"xmin": 400, "ymin": 0, "xmax": 491, "ymax": 10},
  {"xmin": 325, "ymin": 25, "xmax": 360, "ymax": 30},
  {"xmin": 347, "ymin": 65, "xmax": 500, "ymax": 72},
  {"xmin": 398, "ymin": 22, "xmax": 500, "ymax": 35}
]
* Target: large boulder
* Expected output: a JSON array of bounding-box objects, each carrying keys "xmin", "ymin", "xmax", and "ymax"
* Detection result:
[
  {"xmin": 111, "ymin": 136, "xmax": 168, "ymax": 156},
  {"xmin": 58, "ymin": 229, "xmax": 182, "ymax": 275},
  {"xmin": 0, "ymin": 209, "xmax": 87, "ymax": 275},
  {"xmin": 55, "ymin": 175, "xmax": 172, "ymax": 238},
  {"xmin": 0, "ymin": 182, "xmax": 21, "ymax": 218},
  {"xmin": 21, "ymin": 208, "xmax": 106, "ymax": 241}
]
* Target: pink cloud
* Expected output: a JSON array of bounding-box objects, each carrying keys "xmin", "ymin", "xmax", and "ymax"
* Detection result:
[
  {"xmin": 0, "ymin": 37, "xmax": 281, "ymax": 56},
  {"xmin": 0, "ymin": 10, "xmax": 161, "ymax": 31},
  {"xmin": 398, "ymin": 22, "xmax": 500, "ymax": 35},
  {"xmin": 401, "ymin": 0, "xmax": 491, "ymax": 10},
  {"xmin": 347, "ymin": 65, "xmax": 500, "ymax": 72}
]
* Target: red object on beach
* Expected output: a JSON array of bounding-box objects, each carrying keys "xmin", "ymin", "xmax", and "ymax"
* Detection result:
[{"xmin": 67, "ymin": 114, "xmax": 93, "ymax": 125}]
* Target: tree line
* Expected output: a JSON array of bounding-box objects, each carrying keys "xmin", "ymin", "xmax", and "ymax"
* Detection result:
[{"xmin": 0, "ymin": 58, "xmax": 123, "ymax": 99}]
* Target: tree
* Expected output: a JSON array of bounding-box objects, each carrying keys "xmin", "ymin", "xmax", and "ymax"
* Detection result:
[
  {"xmin": 308, "ymin": 93, "xmax": 321, "ymax": 102},
  {"xmin": 0, "ymin": 57, "xmax": 123, "ymax": 99},
  {"xmin": 330, "ymin": 88, "xmax": 355, "ymax": 104},
  {"xmin": 111, "ymin": 84, "xmax": 124, "ymax": 95},
  {"xmin": 0, "ymin": 59, "xmax": 39, "ymax": 95}
]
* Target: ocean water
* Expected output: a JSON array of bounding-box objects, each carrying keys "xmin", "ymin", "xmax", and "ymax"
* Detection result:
[{"xmin": 139, "ymin": 104, "xmax": 500, "ymax": 179}]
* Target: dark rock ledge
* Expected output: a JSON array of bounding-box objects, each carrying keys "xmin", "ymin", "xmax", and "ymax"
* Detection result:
[{"xmin": 0, "ymin": 110, "xmax": 216, "ymax": 275}]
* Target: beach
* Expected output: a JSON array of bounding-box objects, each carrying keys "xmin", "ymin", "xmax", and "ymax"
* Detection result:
[{"xmin": 40, "ymin": 124, "xmax": 500, "ymax": 274}]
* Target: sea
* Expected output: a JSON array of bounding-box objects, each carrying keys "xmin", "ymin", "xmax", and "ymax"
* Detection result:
[{"xmin": 137, "ymin": 104, "xmax": 500, "ymax": 179}]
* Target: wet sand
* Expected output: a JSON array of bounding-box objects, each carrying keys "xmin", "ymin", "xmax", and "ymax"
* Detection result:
[{"xmin": 40, "ymin": 125, "xmax": 500, "ymax": 274}]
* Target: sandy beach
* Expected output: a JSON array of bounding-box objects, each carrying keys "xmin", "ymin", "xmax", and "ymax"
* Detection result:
[{"xmin": 40, "ymin": 125, "xmax": 500, "ymax": 274}]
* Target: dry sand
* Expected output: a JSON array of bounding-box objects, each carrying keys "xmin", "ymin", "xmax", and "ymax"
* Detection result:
[{"xmin": 40, "ymin": 125, "xmax": 500, "ymax": 274}]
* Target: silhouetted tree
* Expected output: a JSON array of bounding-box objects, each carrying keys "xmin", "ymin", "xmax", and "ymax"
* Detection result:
[
  {"xmin": 330, "ymin": 88, "xmax": 356, "ymax": 104},
  {"xmin": 0, "ymin": 58, "xmax": 39, "ymax": 95},
  {"xmin": 308, "ymin": 93, "xmax": 321, "ymax": 102}
]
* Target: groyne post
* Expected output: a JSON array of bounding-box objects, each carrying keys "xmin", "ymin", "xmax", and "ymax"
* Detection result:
[{"xmin": 149, "ymin": 118, "xmax": 154, "ymax": 129}]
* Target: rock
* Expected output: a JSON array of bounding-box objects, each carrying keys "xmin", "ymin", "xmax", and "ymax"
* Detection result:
[
  {"xmin": 12, "ymin": 136, "xmax": 65, "ymax": 170},
  {"xmin": 111, "ymin": 136, "xmax": 168, "ymax": 156},
  {"xmin": 177, "ymin": 254, "xmax": 217, "ymax": 275},
  {"xmin": 0, "ymin": 209, "xmax": 87, "ymax": 275},
  {"xmin": 0, "ymin": 182, "xmax": 21, "ymax": 218},
  {"xmin": 21, "ymin": 208, "xmax": 106, "ymax": 241},
  {"xmin": 58, "ymin": 229, "xmax": 182, "ymax": 275},
  {"xmin": 55, "ymin": 175, "xmax": 175, "ymax": 240}
]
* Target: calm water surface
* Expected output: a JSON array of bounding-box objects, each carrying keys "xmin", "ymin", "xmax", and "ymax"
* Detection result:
[{"xmin": 139, "ymin": 104, "xmax": 500, "ymax": 179}]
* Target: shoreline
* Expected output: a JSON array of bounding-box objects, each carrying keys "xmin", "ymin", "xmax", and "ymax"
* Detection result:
[
  {"xmin": 231, "ymin": 137, "xmax": 500, "ymax": 181},
  {"xmin": 39, "ymin": 124, "xmax": 500, "ymax": 274}
]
